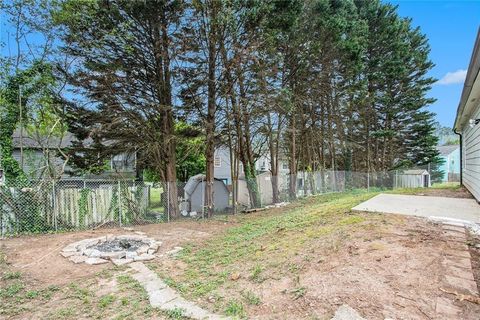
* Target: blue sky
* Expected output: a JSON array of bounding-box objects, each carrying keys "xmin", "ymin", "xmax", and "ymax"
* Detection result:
[{"xmin": 390, "ymin": 0, "xmax": 480, "ymax": 127}]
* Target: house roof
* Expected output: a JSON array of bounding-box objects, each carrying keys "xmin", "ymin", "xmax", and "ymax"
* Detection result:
[
  {"xmin": 454, "ymin": 28, "xmax": 480, "ymax": 131},
  {"xmin": 437, "ymin": 145, "xmax": 459, "ymax": 156},
  {"xmin": 11, "ymin": 130, "xmax": 87, "ymax": 149}
]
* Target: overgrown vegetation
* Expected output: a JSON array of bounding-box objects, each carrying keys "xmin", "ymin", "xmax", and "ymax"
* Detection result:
[{"xmin": 1, "ymin": 0, "xmax": 444, "ymax": 218}]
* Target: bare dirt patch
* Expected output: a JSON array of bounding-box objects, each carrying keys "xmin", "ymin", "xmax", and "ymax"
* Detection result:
[
  {"xmin": 0, "ymin": 220, "xmax": 229, "ymax": 286},
  {"xmin": 0, "ymin": 220, "xmax": 231, "ymax": 319},
  {"xmin": 149, "ymin": 192, "xmax": 480, "ymax": 319},
  {"xmin": 412, "ymin": 184, "xmax": 473, "ymax": 198}
]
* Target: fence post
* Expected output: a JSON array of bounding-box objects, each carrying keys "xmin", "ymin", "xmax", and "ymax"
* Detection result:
[
  {"xmin": 367, "ymin": 172, "xmax": 370, "ymax": 192},
  {"xmin": 395, "ymin": 170, "xmax": 398, "ymax": 189},
  {"xmin": 202, "ymin": 177, "xmax": 205, "ymax": 220},
  {"xmin": 167, "ymin": 182, "xmax": 170, "ymax": 223},
  {"xmin": 52, "ymin": 180, "xmax": 57, "ymax": 232},
  {"xmin": 118, "ymin": 181, "xmax": 122, "ymax": 227}
]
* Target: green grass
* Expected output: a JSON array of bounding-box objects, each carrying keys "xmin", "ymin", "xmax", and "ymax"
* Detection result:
[
  {"xmin": 149, "ymin": 187, "xmax": 164, "ymax": 212},
  {"xmin": 167, "ymin": 190, "xmax": 379, "ymax": 308}
]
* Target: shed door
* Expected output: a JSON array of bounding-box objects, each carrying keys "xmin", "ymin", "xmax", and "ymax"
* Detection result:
[{"xmin": 423, "ymin": 174, "xmax": 429, "ymax": 188}]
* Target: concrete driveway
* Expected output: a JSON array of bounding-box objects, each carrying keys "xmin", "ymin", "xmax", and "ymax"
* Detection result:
[{"xmin": 352, "ymin": 193, "xmax": 480, "ymax": 224}]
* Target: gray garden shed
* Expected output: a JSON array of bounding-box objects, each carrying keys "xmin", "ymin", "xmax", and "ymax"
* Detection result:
[
  {"xmin": 184, "ymin": 174, "xmax": 230, "ymax": 213},
  {"xmin": 395, "ymin": 169, "xmax": 431, "ymax": 188}
]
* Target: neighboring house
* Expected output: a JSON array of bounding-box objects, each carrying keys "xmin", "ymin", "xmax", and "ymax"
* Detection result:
[
  {"xmin": 0, "ymin": 130, "xmax": 136, "ymax": 181},
  {"xmin": 213, "ymin": 146, "xmax": 290, "ymax": 185},
  {"xmin": 437, "ymin": 145, "xmax": 460, "ymax": 182},
  {"xmin": 454, "ymin": 28, "xmax": 480, "ymax": 201}
]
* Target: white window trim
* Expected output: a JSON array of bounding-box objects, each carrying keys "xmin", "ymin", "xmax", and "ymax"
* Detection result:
[{"xmin": 214, "ymin": 156, "xmax": 221, "ymax": 167}]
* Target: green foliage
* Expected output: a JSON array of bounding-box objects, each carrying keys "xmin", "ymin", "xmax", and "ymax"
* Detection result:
[
  {"xmin": 0, "ymin": 61, "xmax": 58, "ymax": 184},
  {"xmin": 175, "ymin": 121, "xmax": 206, "ymax": 182}
]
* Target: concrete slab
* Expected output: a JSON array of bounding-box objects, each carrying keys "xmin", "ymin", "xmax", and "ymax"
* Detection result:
[{"xmin": 352, "ymin": 194, "xmax": 480, "ymax": 223}]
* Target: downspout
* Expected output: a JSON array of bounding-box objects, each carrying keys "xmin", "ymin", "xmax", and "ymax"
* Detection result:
[{"xmin": 453, "ymin": 128, "xmax": 462, "ymax": 186}]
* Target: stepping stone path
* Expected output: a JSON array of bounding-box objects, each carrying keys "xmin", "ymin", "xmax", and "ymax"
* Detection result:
[
  {"xmin": 331, "ymin": 304, "xmax": 366, "ymax": 320},
  {"xmin": 435, "ymin": 223, "xmax": 479, "ymax": 319},
  {"xmin": 129, "ymin": 262, "xmax": 229, "ymax": 320}
]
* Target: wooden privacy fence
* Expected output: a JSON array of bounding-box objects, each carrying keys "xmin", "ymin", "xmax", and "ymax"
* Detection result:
[{"xmin": 1, "ymin": 180, "xmax": 151, "ymax": 236}]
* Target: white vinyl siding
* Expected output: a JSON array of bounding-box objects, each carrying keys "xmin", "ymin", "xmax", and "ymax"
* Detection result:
[{"xmin": 462, "ymin": 103, "xmax": 480, "ymax": 201}]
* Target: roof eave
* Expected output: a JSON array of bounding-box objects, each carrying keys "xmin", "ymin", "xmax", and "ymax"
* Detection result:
[{"xmin": 454, "ymin": 27, "xmax": 480, "ymax": 132}]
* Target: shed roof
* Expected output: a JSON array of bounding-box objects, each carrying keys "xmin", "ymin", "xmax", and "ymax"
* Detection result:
[
  {"xmin": 184, "ymin": 174, "xmax": 228, "ymax": 195},
  {"xmin": 402, "ymin": 169, "xmax": 429, "ymax": 175}
]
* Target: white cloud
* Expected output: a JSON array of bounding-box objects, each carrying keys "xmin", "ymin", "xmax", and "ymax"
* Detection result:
[{"xmin": 436, "ymin": 69, "xmax": 467, "ymax": 85}]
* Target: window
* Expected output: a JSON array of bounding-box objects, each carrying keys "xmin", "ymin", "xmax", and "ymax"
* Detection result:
[
  {"xmin": 297, "ymin": 178, "xmax": 304, "ymax": 188},
  {"xmin": 214, "ymin": 156, "xmax": 221, "ymax": 167},
  {"xmin": 112, "ymin": 153, "xmax": 129, "ymax": 171},
  {"xmin": 282, "ymin": 162, "xmax": 289, "ymax": 170},
  {"xmin": 260, "ymin": 160, "xmax": 266, "ymax": 171}
]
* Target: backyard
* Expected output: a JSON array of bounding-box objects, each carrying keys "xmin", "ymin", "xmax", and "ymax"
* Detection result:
[{"xmin": 1, "ymin": 185, "xmax": 479, "ymax": 319}]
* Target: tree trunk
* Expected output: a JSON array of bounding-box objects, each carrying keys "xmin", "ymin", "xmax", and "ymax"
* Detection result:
[
  {"xmin": 153, "ymin": 9, "xmax": 178, "ymax": 217},
  {"xmin": 204, "ymin": 2, "xmax": 218, "ymax": 218}
]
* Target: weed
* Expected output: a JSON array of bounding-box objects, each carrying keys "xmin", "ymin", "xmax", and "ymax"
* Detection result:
[
  {"xmin": 0, "ymin": 282, "xmax": 24, "ymax": 297},
  {"xmin": 166, "ymin": 307, "xmax": 186, "ymax": 319},
  {"xmin": 250, "ymin": 265, "xmax": 263, "ymax": 282},
  {"xmin": 25, "ymin": 290, "xmax": 39, "ymax": 299},
  {"xmin": 290, "ymin": 287, "xmax": 306, "ymax": 300},
  {"xmin": 2, "ymin": 271, "xmax": 21, "ymax": 280},
  {"xmin": 241, "ymin": 290, "xmax": 261, "ymax": 305},
  {"xmin": 68, "ymin": 283, "xmax": 92, "ymax": 303},
  {"xmin": 120, "ymin": 297, "xmax": 129, "ymax": 306},
  {"xmin": 225, "ymin": 299, "xmax": 246, "ymax": 318},
  {"xmin": 54, "ymin": 307, "xmax": 76, "ymax": 319},
  {"xmin": 41, "ymin": 285, "xmax": 59, "ymax": 300},
  {"xmin": 99, "ymin": 294, "xmax": 116, "ymax": 308}
]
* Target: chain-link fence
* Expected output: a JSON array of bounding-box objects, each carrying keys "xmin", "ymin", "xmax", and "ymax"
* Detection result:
[
  {"xmin": 0, "ymin": 179, "xmax": 156, "ymax": 237},
  {"xmin": 0, "ymin": 167, "xmax": 441, "ymax": 237}
]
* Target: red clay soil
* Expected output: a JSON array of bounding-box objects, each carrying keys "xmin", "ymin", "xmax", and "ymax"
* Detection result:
[
  {"xmin": 157, "ymin": 216, "xmax": 480, "ymax": 319},
  {"xmin": 0, "ymin": 220, "xmax": 230, "ymax": 286}
]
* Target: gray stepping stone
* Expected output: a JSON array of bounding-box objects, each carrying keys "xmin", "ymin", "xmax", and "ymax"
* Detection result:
[
  {"xmin": 331, "ymin": 304, "xmax": 366, "ymax": 320},
  {"xmin": 129, "ymin": 262, "xmax": 229, "ymax": 320}
]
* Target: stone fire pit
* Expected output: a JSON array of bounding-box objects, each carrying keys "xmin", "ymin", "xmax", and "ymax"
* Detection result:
[{"xmin": 61, "ymin": 234, "xmax": 162, "ymax": 266}]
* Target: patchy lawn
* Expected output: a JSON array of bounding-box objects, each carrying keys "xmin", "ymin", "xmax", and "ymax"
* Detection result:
[
  {"xmin": 147, "ymin": 187, "xmax": 480, "ymax": 319},
  {"xmin": 0, "ymin": 256, "xmax": 164, "ymax": 319},
  {"xmin": 1, "ymin": 185, "xmax": 479, "ymax": 319}
]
